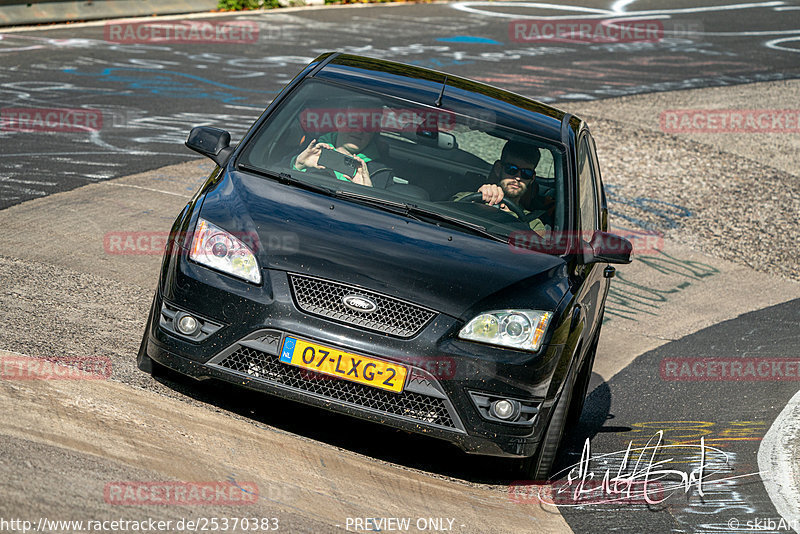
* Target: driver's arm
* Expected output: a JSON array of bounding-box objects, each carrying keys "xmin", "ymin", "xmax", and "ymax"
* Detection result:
[
  {"xmin": 451, "ymin": 184, "xmax": 505, "ymax": 204},
  {"xmin": 476, "ymin": 183, "xmax": 504, "ymax": 206}
]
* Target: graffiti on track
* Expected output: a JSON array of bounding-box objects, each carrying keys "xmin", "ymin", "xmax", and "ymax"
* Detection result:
[{"xmin": 605, "ymin": 251, "xmax": 720, "ymax": 322}]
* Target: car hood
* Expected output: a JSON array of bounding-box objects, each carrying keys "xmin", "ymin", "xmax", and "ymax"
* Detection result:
[{"xmin": 198, "ymin": 170, "xmax": 569, "ymax": 319}]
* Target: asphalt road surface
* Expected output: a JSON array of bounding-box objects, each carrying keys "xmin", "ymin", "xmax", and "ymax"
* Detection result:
[
  {"xmin": 1, "ymin": 1, "xmax": 800, "ymax": 533},
  {"xmin": 1, "ymin": 0, "xmax": 800, "ymax": 208},
  {"xmin": 559, "ymin": 299, "xmax": 800, "ymax": 534}
]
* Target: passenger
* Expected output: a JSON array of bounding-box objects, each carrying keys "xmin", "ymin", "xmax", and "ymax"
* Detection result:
[
  {"xmin": 291, "ymin": 99, "xmax": 388, "ymax": 187},
  {"xmin": 453, "ymin": 141, "xmax": 548, "ymax": 236},
  {"xmin": 292, "ymin": 132, "xmax": 376, "ymax": 186}
]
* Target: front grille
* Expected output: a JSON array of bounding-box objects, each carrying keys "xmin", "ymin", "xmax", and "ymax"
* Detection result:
[
  {"xmin": 219, "ymin": 346, "xmax": 456, "ymax": 428},
  {"xmin": 288, "ymin": 274, "xmax": 436, "ymax": 338}
]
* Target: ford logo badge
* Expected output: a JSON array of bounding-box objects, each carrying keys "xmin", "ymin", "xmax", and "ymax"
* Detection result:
[{"xmin": 342, "ymin": 295, "xmax": 378, "ymax": 313}]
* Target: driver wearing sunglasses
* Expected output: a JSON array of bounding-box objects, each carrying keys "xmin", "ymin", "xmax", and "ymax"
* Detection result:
[{"xmin": 454, "ymin": 141, "xmax": 547, "ymax": 236}]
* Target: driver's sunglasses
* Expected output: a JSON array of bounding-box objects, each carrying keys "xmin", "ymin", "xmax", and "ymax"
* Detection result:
[{"xmin": 501, "ymin": 162, "xmax": 536, "ymax": 181}]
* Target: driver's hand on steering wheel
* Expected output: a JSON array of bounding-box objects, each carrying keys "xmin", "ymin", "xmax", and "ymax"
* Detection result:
[{"xmin": 477, "ymin": 183, "xmax": 505, "ymax": 207}]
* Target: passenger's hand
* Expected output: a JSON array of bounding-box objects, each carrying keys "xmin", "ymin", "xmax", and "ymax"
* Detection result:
[
  {"xmin": 477, "ymin": 183, "xmax": 504, "ymax": 206},
  {"xmin": 295, "ymin": 140, "xmax": 331, "ymax": 170},
  {"xmin": 349, "ymin": 155, "xmax": 372, "ymax": 187}
]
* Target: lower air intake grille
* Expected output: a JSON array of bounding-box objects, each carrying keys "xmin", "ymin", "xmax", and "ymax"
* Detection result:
[{"xmin": 219, "ymin": 346, "xmax": 455, "ymax": 428}]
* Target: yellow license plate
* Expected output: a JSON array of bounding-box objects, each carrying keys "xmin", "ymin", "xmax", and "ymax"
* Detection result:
[{"xmin": 279, "ymin": 336, "xmax": 407, "ymax": 393}]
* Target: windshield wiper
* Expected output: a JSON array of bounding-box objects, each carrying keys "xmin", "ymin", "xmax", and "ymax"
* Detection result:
[
  {"xmin": 335, "ymin": 191, "xmax": 507, "ymax": 243},
  {"xmin": 334, "ymin": 190, "xmax": 412, "ymax": 215},
  {"xmin": 405, "ymin": 203, "xmax": 508, "ymax": 243},
  {"xmin": 238, "ymin": 164, "xmax": 337, "ymax": 197}
]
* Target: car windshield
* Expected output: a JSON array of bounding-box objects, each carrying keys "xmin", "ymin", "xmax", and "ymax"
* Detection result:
[{"xmin": 239, "ymin": 80, "xmax": 567, "ymax": 247}]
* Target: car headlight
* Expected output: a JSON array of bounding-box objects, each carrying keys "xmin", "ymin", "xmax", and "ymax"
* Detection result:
[
  {"xmin": 459, "ymin": 310, "xmax": 552, "ymax": 352},
  {"xmin": 189, "ymin": 218, "xmax": 261, "ymax": 284}
]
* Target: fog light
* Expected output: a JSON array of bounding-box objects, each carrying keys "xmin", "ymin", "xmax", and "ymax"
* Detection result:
[
  {"xmin": 176, "ymin": 314, "xmax": 199, "ymax": 336},
  {"xmin": 491, "ymin": 399, "xmax": 516, "ymax": 420}
]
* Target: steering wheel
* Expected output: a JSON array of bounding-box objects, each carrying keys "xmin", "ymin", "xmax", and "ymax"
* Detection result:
[
  {"xmin": 455, "ymin": 191, "xmax": 526, "ymax": 219},
  {"xmin": 302, "ymin": 163, "xmax": 394, "ymax": 189},
  {"xmin": 368, "ymin": 166, "xmax": 394, "ymax": 189}
]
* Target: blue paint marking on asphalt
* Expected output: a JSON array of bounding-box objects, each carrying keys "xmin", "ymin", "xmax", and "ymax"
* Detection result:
[
  {"xmin": 63, "ymin": 67, "xmax": 275, "ymax": 92},
  {"xmin": 280, "ymin": 337, "xmax": 296, "ymax": 363},
  {"xmin": 408, "ymin": 58, "xmax": 474, "ymax": 68},
  {"xmin": 606, "ymin": 184, "xmax": 693, "ymax": 229},
  {"xmin": 63, "ymin": 67, "xmax": 275, "ymax": 105},
  {"xmin": 436, "ymin": 36, "xmax": 503, "ymax": 45}
]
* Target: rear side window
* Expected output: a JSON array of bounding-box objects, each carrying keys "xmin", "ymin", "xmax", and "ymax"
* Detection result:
[{"xmin": 577, "ymin": 136, "xmax": 599, "ymax": 234}]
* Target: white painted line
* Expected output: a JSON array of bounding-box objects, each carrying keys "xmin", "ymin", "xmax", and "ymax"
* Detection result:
[
  {"xmin": 0, "ymin": 151, "xmax": 191, "ymax": 158},
  {"xmin": 758, "ymin": 387, "xmax": 800, "ymax": 528},
  {"xmin": 101, "ymin": 181, "xmax": 192, "ymax": 198},
  {"xmin": 686, "ymin": 30, "xmax": 800, "ymax": 36},
  {"xmin": 0, "ymin": 3, "xmax": 395, "ymax": 33},
  {"xmin": 596, "ymin": 1, "xmax": 787, "ymax": 16},
  {"xmin": 611, "ymin": 0, "xmax": 638, "ymax": 13},
  {"xmin": 0, "ymin": 184, "xmax": 46, "ymax": 196},
  {"xmin": 766, "ymin": 36, "xmax": 800, "ymax": 52},
  {"xmin": 451, "ymin": 2, "xmax": 613, "ymax": 18},
  {"xmin": 0, "ymin": 9, "xmax": 269, "ymax": 32},
  {"xmin": 0, "ymin": 178, "xmax": 58, "ymax": 186},
  {"xmin": 451, "ymin": 1, "xmax": 787, "ymax": 19}
]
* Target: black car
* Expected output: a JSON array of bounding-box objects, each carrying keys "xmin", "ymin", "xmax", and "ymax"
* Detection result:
[{"xmin": 137, "ymin": 53, "xmax": 632, "ymax": 479}]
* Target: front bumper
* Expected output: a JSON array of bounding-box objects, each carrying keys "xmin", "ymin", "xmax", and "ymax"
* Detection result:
[{"xmin": 141, "ymin": 256, "xmax": 565, "ymax": 458}]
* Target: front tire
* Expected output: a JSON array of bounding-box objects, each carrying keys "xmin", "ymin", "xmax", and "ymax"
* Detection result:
[
  {"xmin": 136, "ymin": 350, "xmax": 162, "ymax": 376},
  {"xmin": 522, "ymin": 368, "xmax": 575, "ymax": 481},
  {"xmin": 567, "ymin": 327, "xmax": 600, "ymax": 427},
  {"xmin": 136, "ymin": 293, "xmax": 165, "ymax": 378}
]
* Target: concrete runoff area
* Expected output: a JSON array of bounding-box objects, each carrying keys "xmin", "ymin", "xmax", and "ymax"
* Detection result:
[
  {"xmin": 568, "ymin": 81, "xmax": 800, "ymax": 283},
  {"xmin": 569, "ymin": 79, "xmax": 800, "ymax": 179},
  {"xmin": 0, "ymin": 350, "xmax": 563, "ymax": 533},
  {"xmin": 0, "ymin": 80, "xmax": 798, "ymax": 531}
]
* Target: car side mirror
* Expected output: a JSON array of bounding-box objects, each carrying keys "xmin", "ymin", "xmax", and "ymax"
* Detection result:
[
  {"xmin": 186, "ymin": 126, "xmax": 234, "ymax": 166},
  {"xmin": 586, "ymin": 231, "xmax": 633, "ymax": 264}
]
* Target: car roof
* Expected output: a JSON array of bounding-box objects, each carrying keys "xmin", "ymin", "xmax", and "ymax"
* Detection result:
[{"xmin": 308, "ymin": 53, "xmax": 575, "ymax": 145}]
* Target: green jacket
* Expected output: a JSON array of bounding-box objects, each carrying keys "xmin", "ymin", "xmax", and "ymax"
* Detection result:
[
  {"xmin": 291, "ymin": 132, "xmax": 375, "ymax": 182},
  {"xmin": 451, "ymin": 191, "xmax": 547, "ymax": 235}
]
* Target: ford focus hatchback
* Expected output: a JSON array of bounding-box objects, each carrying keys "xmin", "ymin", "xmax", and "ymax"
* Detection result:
[{"xmin": 137, "ymin": 53, "xmax": 631, "ymax": 479}]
